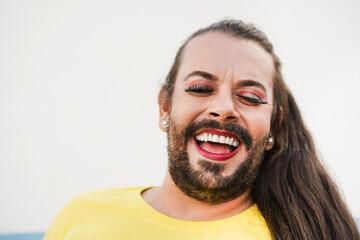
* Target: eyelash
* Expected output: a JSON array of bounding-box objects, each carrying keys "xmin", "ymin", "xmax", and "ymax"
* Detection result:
[
  {"xmin": 237, "ymin": 92, "xmax": 268, "ymax": 105},
  {"xmin": 184, "ymin": 85, "xmax": 267, "ymax": 105},
  {"xmin": 184, "ymin": 85, "xmax": 214, "ymax": 94}
]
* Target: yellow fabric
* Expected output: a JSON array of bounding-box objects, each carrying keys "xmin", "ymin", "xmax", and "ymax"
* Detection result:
[{"xmin": 44, "ymin": 187, "xmax": 272, "ymax": 240}]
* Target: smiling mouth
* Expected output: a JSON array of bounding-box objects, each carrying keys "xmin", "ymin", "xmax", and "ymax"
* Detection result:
[{"xmin": 193, "ymin": 130, "xmax": 241, "ymax": 161}]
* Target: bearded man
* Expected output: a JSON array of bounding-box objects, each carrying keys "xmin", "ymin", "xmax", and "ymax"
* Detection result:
[{"xmin": 44, "ymin": 19, "xmax": 360, "ymax": 240}]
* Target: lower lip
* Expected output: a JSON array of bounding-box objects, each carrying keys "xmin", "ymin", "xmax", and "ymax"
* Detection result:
[{"xmin": 193, "ymin": 138, "xmax": 240, "ymax": 161}]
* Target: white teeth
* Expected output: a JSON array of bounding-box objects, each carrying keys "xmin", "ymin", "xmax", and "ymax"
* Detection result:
[
  {"xmin": 204, "ymin": 133, "xmax": 208, "ymax": 142},
  {"xmin": 195, "ymin": 132, "xmax": 240, "ymax": 147},
  {"xmin": 212, "ymin": 134, "xmax": 219, "ymax": 142}
]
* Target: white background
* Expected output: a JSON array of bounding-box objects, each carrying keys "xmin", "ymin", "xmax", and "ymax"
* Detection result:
[{"xmin": 0, "ymin": 0, "xmax": 359, "ymax": 234}]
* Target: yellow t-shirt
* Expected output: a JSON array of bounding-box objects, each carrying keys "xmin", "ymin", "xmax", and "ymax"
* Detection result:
[{"xmin": 44, "ymin": 187, "xmax": 272, "ymax": 240}]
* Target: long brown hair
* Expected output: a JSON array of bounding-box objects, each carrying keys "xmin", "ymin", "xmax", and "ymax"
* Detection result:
[{"xmin": 162, "ymin": 19, "xmax": 360, "ymax": 239}]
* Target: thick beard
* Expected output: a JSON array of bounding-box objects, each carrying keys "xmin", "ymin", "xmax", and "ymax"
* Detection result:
[{"xmin": 167, "ymin": 119, "xmax": 268, "ymax": 204}]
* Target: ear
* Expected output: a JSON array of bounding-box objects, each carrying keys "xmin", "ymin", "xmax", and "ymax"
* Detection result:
[
  {"xmin": 266, "ymin": 106, "xmax": 283, "ymax": 151},
  {"xmin": 265, "ymin": 136, "xmax": 274, "ymax": 151},
  {"xmin": 158, "ymin": 88, "xmax": 171, "ymax": 132}
]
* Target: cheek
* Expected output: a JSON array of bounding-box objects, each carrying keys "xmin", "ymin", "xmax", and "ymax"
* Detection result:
[
  {"xmin": 240, "ymin": 108, "xmax": 272, "ymax": 140},
  {"xmin": 170, "ymin": 93, "xmax": 207, "ymax": 121}
]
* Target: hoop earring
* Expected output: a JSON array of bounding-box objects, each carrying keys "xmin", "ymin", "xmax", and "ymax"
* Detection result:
[{"xmin": 161, "ymin": 119, "xmax": 169, "ymax": 128}]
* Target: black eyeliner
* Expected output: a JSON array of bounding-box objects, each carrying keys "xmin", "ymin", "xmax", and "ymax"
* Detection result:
[{"xmin": 239, "ymin": 95, "xmax": 268, "ymax": 104}]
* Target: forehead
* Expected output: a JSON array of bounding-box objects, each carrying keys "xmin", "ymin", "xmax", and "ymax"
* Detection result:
[{"xmin": 177, "ymin": 32, "xmax": 275, "ymax": 90}]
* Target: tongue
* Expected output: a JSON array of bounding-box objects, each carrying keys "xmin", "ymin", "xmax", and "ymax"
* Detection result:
[{"xmin": 199, "ymin": 142, "xmax": 233, "ymax": 154}]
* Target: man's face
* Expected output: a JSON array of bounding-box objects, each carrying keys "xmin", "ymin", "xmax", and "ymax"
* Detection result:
[{"xmin": 161, "ymin": 32, "xmax": 275, "ymax": 204}]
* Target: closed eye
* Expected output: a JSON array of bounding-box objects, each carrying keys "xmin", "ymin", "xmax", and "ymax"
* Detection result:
[
  {"xmin": 237, "ymin": 91, "xmax": 268, "ymax": 105},
  {"xmin": 184, "ymin": 85, "xmax": 214, "ymax": 94}
]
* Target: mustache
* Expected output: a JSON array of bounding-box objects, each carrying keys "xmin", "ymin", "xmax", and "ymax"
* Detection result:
[{"xmin": 182, "ymin": 119, "xmax": 253, "ymax": 151}]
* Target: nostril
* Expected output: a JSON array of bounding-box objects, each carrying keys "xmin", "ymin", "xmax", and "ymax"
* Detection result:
[
  {"xmin": 226, "ymin": 116, "xmax": 237, "ymax": 120},
  {"xmin": 208, "ymin": 111, "xmax": 238, "ymax": 121},
  {"xmin": 210, "ymin": 112, "xmax": 220, "ymax": 117}
]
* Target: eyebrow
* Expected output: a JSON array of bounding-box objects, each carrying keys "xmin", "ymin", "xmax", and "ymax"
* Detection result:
[{"xmin": 183, "ymin": 71, "xmax": 218, "ymax": 82}]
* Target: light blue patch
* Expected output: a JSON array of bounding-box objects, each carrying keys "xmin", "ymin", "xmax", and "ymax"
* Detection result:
[{"xmin": 0, "ymin": 233, "xmax": 45, "ymax": 240}]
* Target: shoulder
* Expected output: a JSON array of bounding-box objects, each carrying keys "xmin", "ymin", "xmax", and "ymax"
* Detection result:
[
  {"xmin": 43, "ymin": 187, "xmax": 148, "ymax": 240},
  {"xmin": 61, "ymin": 186, "xmax": 148, "ymax": 216},
  {"xmin": 70, "ymin": 187, "xmax": 143, "ymax": 204}
]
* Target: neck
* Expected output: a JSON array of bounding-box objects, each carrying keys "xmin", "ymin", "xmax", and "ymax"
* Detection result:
[{"xmin": 142, "ymin": 171, "xmax": 253, "ymax": 221}]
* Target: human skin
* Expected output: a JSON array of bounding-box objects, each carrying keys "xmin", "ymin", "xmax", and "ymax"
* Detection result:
[{"xmin": 142, "ymin": 32, "xmax": 276, "ymax": 221}]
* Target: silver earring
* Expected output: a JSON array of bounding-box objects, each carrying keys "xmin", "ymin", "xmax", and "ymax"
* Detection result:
[
  {"xmin": 161, "ymin": 119, "xmax": 169, "ymax": 128},
  {"xmin": 268, "ymin": 136, "xmax": 274, "ymax": 146}
]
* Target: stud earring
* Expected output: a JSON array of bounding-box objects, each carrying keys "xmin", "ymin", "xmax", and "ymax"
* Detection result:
[
  {"xmin": 161, "ymin": 119, "xmax": 169, "ymax": 128},
  {"xmin": 267, "ymin": 136, "xmax": 274, "ymax": 146}
]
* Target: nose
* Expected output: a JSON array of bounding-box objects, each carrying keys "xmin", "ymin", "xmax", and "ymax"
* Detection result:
[{"xmin": 207, "ymin": 93, "xmax": 240, "ymax": 122}]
